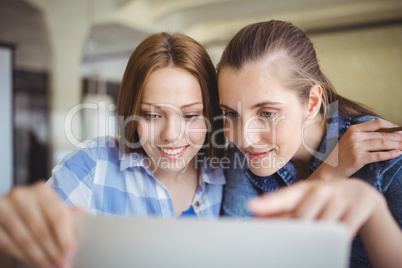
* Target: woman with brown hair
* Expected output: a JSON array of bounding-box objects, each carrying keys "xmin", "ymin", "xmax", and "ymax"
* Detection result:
[
  {"xmin": 218, "ymin": 20, "xmax": 402, "ymax": 267},
  {"xmin": 0, "ymin": 32, "xmax": 225, "ymax": 268}
]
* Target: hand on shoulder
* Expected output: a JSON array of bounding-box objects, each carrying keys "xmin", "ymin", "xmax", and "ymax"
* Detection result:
[{"xmin": 312, "ymin": 119, "xmax": 402, "ymax": 180}]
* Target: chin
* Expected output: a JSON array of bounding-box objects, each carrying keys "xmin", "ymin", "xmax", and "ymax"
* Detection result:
[
  {"xmin": 246, "ymin": 154, "xmax": 288, "ymax": 177},
  {"xmin": 248, "ymin": 165, "xmax": 277, "ymax": 177}
]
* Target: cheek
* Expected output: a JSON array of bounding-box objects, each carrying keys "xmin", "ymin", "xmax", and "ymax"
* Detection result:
[
  {"xmin": 272, "ymin": 115, "xmax": 304, "ymax": 147},
  {"xmin": 136, "ymin": 123, "xmax": 148, "ymax": 148},
  {"xmin": 186, "ymin": 120, "xmax": 207, "ymax": 145},
  {"xmin": 223, "ymin": 120, "xmax": 237, "ymax": 143},
  {"xmin": 137, "ymin": 121, "xmax": 160, "ymax": 146},
  {"xmin": 137, "ymin": 123, "xmax": 145, "ymax": 140},
  {"xmin": 274, "ymin": 125, "xmax": 292, "ymax": 144}
]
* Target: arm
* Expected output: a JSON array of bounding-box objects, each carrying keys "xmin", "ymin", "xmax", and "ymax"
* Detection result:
[
  {"xmin": 360, "ymin": 198, "xmax": 402, "ymax": 268},
  {"xmin": 247, "ymin": 179, "xmax": 402, "ymax": 268},
  {"xmin": 0, "ymin": 182, "xmax": 78, "ymax": 268},
  {"xmin": 312, "ymin": 119, "xmax": 402, "ymax": 180}
]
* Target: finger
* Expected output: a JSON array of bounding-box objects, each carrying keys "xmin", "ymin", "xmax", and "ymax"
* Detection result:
[
  {"xmin": 71, "ymin": 206, "xmax": 88, "ymax": 215},
  {"xmin": 348, "ymin": 119, "xmax": 397, "ymax": 133},
  {"xmin": 360, "ymin": 132, "xmax": 402, "ymax": 144},
  {"xmin": 0, "ymin": 226, "xmax": 31, "ymax": 264},
  {"xmin": 0, "ymin": 200, "xmax": 50, "ymax": 267},
  {"xmin": 17, "ymin": 194, "xmax": 65, "ymax": 266},
  {"xmin": 248, "ymin": 182, "xmax": 311, "ymax": 216},
  {"xmin": 292, "ymin": 186, "xmax": 331, "ymax": 220},
  {"xmin": 254, "ymin": 211, "xmax": 293, "ymax": 219},
  {"xmin": 357, "ymin": 138, "xmax": 402, "ymax": 152},
  {"xmin": 37, "ymin": 189, "xmax": 77, "ymax": 266},
  {"xmin": 341, "ymin": 212, "xmax": 364, "ymax": 237},
  {"xmin": 364, "ymin": 150, "xmax": 402, "ymax": 163},
  {"xmin": 317, "ymin": 196, "xmax": 348, "ymax": 222},
  {"xmin": 340, "ymin": 204, "xmax": 372, "ymax": 237}
]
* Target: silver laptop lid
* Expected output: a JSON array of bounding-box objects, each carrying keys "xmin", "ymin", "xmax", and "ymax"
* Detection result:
[{"xmin": 74, "ymin": 215, "xmax": 350, "ymax": 268}]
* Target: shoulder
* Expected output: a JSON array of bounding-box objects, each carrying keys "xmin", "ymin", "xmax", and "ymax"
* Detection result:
[
  {"xmin": 199, "ymin": 158, "xmax": 226, "ymax": 186},
  {"xmin": 50, "ymin": 136, "xmax": 121, "ymax": 184},
  {"xmin": 47, "ymin": 137, "xmax": 123, "ymax": 206},
  {"xmin": 379, "ymin": 155, "xmax": 402, "ymax": 193},
  {"xmin": 60, "ymin": 136, "xmax": 119, "ymax": 164},
  {"xmin": 348, "ymin": 115, "xmax": 402, "ymax": 191},
  {"xmin": 350, "ymin": 115, "xmax": 395, "ymax": 126},
  {"xmin": 354, "ymin": 154, "xmax": 402, "ymax": 193},
  {"xmin": 350, "ymin": 115, "xmax": 381, "ymax": 125}
]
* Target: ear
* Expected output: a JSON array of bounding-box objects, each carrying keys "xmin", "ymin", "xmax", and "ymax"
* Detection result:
[{"xmin": 305, "ymin": 85, "xmax": 322, "ymax": 120}]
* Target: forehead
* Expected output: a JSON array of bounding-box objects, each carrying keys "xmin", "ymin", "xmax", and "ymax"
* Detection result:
[
  {"xmin": 142, "ymin": 67, "xmax": 203, "ymax": 105},
  {"xmin": 218, "ymin": 62, "xmax": 294, "ymax": 106}
]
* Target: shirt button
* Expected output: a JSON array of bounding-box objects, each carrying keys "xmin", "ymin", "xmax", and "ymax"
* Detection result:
[{"xmin": 194, "ymin": 201, "xmax": 200, "ymax": 207}]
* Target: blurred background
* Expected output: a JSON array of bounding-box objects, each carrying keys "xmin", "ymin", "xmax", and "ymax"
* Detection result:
[{"xmin": 0, "ymin": 0, "xmax": 401, "ymax": 191}]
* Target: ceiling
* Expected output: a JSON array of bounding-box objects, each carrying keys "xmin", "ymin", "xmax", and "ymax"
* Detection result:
[{"xmin": 1, "ymin": 0, "xmax": 402, "ymax": 79}]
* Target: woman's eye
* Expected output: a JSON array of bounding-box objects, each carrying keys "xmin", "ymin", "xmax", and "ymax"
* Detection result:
[
  {"xmin": 260, "ymin": 111, "xmax": 275, "ymax": 118},
  {"xmin": 143, "ymin": 114, "xmax": 160, "ymax": 120},
  {"xmin": 183, "ymin": 114, "xmax": 201, "ymax": 121},
  {"xmin": 224, "ymin": 111, "xmax": 238, "ymax": 118}
]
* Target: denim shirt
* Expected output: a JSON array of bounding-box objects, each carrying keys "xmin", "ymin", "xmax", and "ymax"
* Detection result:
[{"xmin": 222, "ymin": 112, "xmax": 402, "ymax": 268}]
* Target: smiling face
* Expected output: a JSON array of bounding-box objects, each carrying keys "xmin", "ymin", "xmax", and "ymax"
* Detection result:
[
  {"xmin": 218, "ymin": 60, "xmax": 308, "ymax": 177},
  {"xmin": 137, "ymin": 67, "xmax": 207, "ymax": 175}
]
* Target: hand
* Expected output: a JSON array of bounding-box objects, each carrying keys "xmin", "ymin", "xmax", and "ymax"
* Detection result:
[
  {"xmin": 0, "ymin": 181, "xmax": 84, "ymax": 268},
  {"xmin": 247, "ymin": 178, "xmax": 386, "ymax": 236},
  {"xmin": 313, "ymin": 119, "xmax": 402, "ymax": 180}
]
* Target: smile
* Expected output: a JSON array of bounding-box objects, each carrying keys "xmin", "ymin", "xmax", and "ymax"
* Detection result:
[
  {"xmin": 244, "ymin": 149, "xmax": 273, "ymax": 160},
  {"xmin": 160, "ymin": 147, "xmax": 185, "ymax": 155},
  {"xmin": 158, "ymin": 146, "xmax": 188, "ymax": 159}
]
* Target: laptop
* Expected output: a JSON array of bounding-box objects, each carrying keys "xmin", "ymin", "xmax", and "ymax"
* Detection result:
[{"xmin": 73, "ymin": 215, "xmax": 351, "ymax": 268}]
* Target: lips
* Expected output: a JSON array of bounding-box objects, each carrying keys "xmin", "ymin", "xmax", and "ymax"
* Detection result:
[
  {"xmin": 158, "ymin": 145, "xmax": 188, "ymax": 159},
  {"xmin": 244, "ymin": 149, "xmax": 273, "ymax": 160}
]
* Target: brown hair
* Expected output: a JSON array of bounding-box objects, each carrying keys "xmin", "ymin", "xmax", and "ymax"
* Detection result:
[
  {"xmin": 217, "ymin": 20, "xmax": 380, "ymax": 120},
  {"xmin": 117, "ymin": 32, "xmax": 224, "ymax": 158}
]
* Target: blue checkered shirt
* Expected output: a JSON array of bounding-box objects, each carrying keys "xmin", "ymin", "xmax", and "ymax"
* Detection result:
[{"xmin": 47, "ymin": 137, "xmax": 225, "ymax": 219}]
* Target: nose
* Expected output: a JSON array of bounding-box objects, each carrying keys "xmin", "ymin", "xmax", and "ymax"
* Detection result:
[
  {"xmin": 239, "ymin": 116, "xmax": 266, "ymax": 148},
  {"xmin": 161, "ymin": 116, "xmax": 183, "ymax": 144}
]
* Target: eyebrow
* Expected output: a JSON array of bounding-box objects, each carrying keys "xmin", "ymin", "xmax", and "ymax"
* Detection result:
[
  {"xmin": 251, "ymin": 101, "xmax": 282, "ymax": 109},
  {"xmin": 219, "ymin": 104, "xmax": 234, "ymax": 110},
  {"xmin": 141, "ymin": 102, "xmax": 203, "ymax": 109},
  {"xmin": 219, "ymin": 101, "xmax": 282, "ymax": 111}
]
